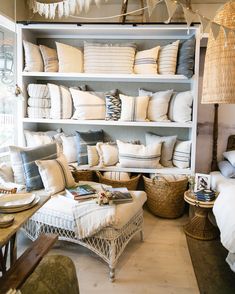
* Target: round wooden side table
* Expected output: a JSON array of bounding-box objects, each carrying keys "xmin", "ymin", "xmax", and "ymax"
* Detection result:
[{"xmin": 184, "ymin": 190, "xmax": 219, "ymax": 240}]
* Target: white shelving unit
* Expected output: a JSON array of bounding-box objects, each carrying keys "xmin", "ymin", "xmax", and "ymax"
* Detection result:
[{"xmin": 17, "ymin": 23, "xmax": 201, "ymax": 175}]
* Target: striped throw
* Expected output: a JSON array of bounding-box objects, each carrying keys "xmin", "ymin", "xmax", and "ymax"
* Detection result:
[
  {"xmin": 105, "ymin": 94, "xmax": 121, "ymax": 121},
  {"xmin": 27, "ymin": 98, "xmax": 51, "ymax": 108},
  {"xmin": 84, "ymin": 41, "xmax": 136, "ymax": 74},
  {"xmin": 134, "ymin": 46, "xmax": 160, "ymax": 74},
  {"xmin": 158, "ymin": 40, "xmax": 180, "ymax": 75},
  {"xmin": 27, "ymin": 84, "xmax": 50, "ymax": 98},
  {"xmin": 103, "ymin": 171, "xmax": 131, "ymax": 181},
  {"xmin": 173, "ymin": 140, "xmax": 191, "ymax": 169},
  {"xmin": 27, "ymin": 107, "xmax": 50, "ymax": 119}
]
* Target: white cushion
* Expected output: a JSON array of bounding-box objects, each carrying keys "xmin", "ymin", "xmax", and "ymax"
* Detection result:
[
  {"xmin": 24, "ymin": 130, "xmax": 56, "ymax": 147},
  {"xmin": 60, "ymin": 134, "xmax": 77, "ymax": 163},
  {"xmin": 117, "ymin": 140, "xmax": 162, "ymax": 169},
  {"xmin": 23, "ymin": 41, "xmax": 43, "ymax": 72},
  {"xmin": 56, "ymin": 42, "xmax": 83, "ymax": 73},
  {"xmin": 134, "ymin": 46, "xmax": 160, "ymax": 74},
  {"xmin": 223, "ymin": 150, "xmax": 235, "ymax": 167},
  {"xmin": 9, "ymin": 145, "xmax": 28, "ymax": 185},
  {"xmin": 103, "ymin": 171, "xmax": 131, "ymax": 181},
  {"xmin": 70, "ymin": 89, "xmax": 106, "ymax": 120},
  {"xmin": 139, "ymin": 89, "xmax": 173, "ymax": 121},
  {"xmin": 39, "ymin": 45, "xmax": 58, "ymax": 72},
  {"xmin": 87, "ymin": 146, "xmax": 100, "ymax": 167},
  {"xmin": 119, "ymin": 94, "xmax": 149, "ymax": 121},
  {"xmin": 158, "ymin": 40, "xmax": 180, "ymax": 75},
  {"xmin": 48, "ymin": 83, "xmax": 73, "ymax": 119},
  {"xmin": 168, "ymin": 91, "xmax": 193, "ymax": 122},
  {"xmin": 96, "ymin": 142, "xmax": 119, "ymax": 166},
  {"xmin": 173, "ymin": 140, "xmax": 191, "ymax": 169},
  {"xmin": 27, "ymin": 84, "xmax": 50, "ymax": 98}
]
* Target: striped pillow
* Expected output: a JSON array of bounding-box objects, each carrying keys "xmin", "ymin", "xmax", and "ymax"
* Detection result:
[
  {"xmin": 27, "ymin": 107, "xmax": 50, "ymax": 119},
  {"xmin": 117, "ymin": 140, "xmax": 162, "ymax": 169},
  {"xmin": 173, "ymin": 140, "xmax": 191, "ymax": 169},
  {"xmin": 39, "ymin": 45, "xmax": 58, "ymax": 72},
  {"xmin": 28, "ymin": 98, "xmax": 51, "ymax": 108},
  {"xmin": 119, "ymin": 94, "xmax": 149, "ymax": 122},
  {"xmin": 84, "ymin": 41, "xmax": 136, "ymax": 74},
  {"xmin": 103, "ymin": 171, "xmax": 131, "ymax": 181},
  {"xmin": 158, "ymin": 40, "xmax": 180, "ymax": 75},
  {"xmin": 60, "ymin": 134, "xmax": 77, "ymax": 163},
  {"xmin": 134, "ymin": 46, "xmax": 160, "ymax": 74},
  {"xmin": 27, "ymin": 84, "xmax": 50, "ymax": 98},
  {"xmin": 105, "ymin": 94, "xmax": 121, "ymax": 121},
  {"xmin": 168, "ymin": 91, "xmax": 193, "ymax": 122}
]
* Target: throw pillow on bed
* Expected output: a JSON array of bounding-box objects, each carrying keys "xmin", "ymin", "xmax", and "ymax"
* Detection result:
[
  {"xmin": 218, "ymin": 160, "xmax": 235, "ymax": 178},
  {"xmin": 223, "ymin": 150, "xmax": 235, "ymax": 166}
]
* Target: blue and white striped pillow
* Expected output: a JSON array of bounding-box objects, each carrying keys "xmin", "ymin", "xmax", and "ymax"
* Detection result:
[
  {"xmin": 105, "ymin": 94, "xmax": 121, "ymax": 121},
  {"xmin": 173, "ymin": 140, "xmax": 191, "ymax": 169}
]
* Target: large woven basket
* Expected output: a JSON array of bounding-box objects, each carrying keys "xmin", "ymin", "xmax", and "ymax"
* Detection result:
[
  {"xmin": 143, "ymin": 175, "xmax": 188, "ymax": 219},
  {"xmin": 96, "ymin": 171, "xmax": 141, "ymax": 190},
  {"xmin": 70, "ymin": 167, "xmax": 94, "ymax": 182}
]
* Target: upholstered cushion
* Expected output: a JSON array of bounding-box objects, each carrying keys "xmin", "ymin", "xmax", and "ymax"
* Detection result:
[
  {"xmin": 56, "ymin": 42, "xmax": 83, "ymax": 73},
  {"xmin": 96, "ymin": 142, "xmax": 119, "ymax": 166},
  {"xmin": 48, "ymin": 83, "xmax": 73, "ymax": 119},
  {"xmin": 158, "ymin": 40, "xmax": 180, "ymax": 75},
  {"xmin": 84, "ymin": 41, "xmax": 136, "ymax": 74},
  {"xmin": 139, "ymin": 88, "xmax": 173, "ymax": 121},
  {"xmin": 223, "ymin": 150, "xmax": 235, "ymax": 167},
  {"xmin": 60, "ymin": 134, "xmax": 77, "ymax": 163},
  {"xmin": 176, "ymin": 36, "xmax": 196, "ymax": 78},
  {"xmin": 168, "ymin": 91, "xmax": 193, "ymax": 122},
  {"xmin": 27, "ymin": 107, "xmax": 50, "ymax": 119},
  {"xmin": 27, "ymin": 84, "xmax": 50, "ymax": 99},
  {"xmin": 27, "ymin": 98, "xmax": 51, "ymax": 108},
  {"xmin": 103, "ymin": 171, "xmax": 131, "ymax": 181},
  {"xmin": 117, "ymin": 140, "xmax": 162, "ymax": 169},
  {"xmin": 24, "ymin": 129, "xmax": 60, "ymax": 147},
  {"xmin": 39, "ymin": 45, "xmax": 59, "ymax": 72},
  {"xmin": 145, "ymin": 132, "xmax": 177, "ymax": 167},
  {"xmin": 173, "ymin": 140, "xmax": 191, "ymax": 169},
  {"xmin": 119, "ymin": 94, "xmax": 149, "ymax": 121},
  {"xmin": 23, "ymin": 41, "xmax": 43, "ymax": 72},
  {"xmin": 134, "ymin": 46, "xmax": 160, "ymax": 74},
  {"xmin": 20, "ymin": 143, "xmax": 58, "ymax": 191},
  {"xmin": 36, "ymin": 154, "xmax": 76, "ymax": 195},
  {"xmin": 105, "ymin": 94, "xmax": 121, "ymax": 121},
  {"xmin": 75, "ymin": 130, "xmax": 104, "ymax": 165},
  {"xmin": 218, "ymin": 160, "xmax": 235, "ymax": 178},
  {"xmin": 87, "ymin": 146, "xmax": 100, "ymax": 167}
]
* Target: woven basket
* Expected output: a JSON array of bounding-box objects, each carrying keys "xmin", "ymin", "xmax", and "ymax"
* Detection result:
[
  {"xmin": 143, "ymin": 175, "xmax": 188, "ymax": 219},
  {"xmin": 96, "ymin": 171, "xmax": 141, "ymax": 190},
  {"xmin": 0, "ymin": 187, "xmax": 17, "ymax": 194},
  {"xmin": 70, "ymin": 167, "xmax": 94, "ymax": 182}
]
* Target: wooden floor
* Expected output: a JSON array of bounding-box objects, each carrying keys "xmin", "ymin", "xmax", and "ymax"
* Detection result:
[{"xmin": 18, "ymin": 209, "xmax": 199, "ymax": 294}]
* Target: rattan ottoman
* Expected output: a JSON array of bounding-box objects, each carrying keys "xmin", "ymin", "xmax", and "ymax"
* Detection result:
[{"xmin": 22, "ymin": 191, "xmax": 146, "ymax": 282}]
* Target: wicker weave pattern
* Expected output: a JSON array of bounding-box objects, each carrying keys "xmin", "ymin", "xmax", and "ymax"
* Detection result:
[
  {"xmin": 96, "ymin": 171, "xmax": 141, "ymax": 190},
  {"xmin": 143, "ymin": 176, "xmax": 188, "ymax": 218},
  {"xmin": 71, "ymin": 169, "xmax": 94, "ymax": 182}
]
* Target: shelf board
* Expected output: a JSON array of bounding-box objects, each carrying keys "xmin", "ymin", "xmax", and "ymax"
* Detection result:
[
  {"xmin": 22, "ymin": 118, "xmax": 193, "ymax": 128},
  {"xmin": 21, "ymin": 72, "xmax": 191, "ymax": 83}
]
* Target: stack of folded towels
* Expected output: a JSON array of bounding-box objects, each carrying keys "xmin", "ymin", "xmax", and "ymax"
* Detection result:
[{"xmin": 27, "ymin": 84, "xmax": 51, "ymax": 118}]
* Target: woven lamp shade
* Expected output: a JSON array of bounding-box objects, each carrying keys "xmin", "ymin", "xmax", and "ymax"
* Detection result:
[{"xmin": 201, "ymin": 1, "xmax": 235, "ymax": 104}]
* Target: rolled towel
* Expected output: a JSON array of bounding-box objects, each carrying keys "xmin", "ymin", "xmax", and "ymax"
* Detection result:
[
  {"xmin": 27, "ymin": 107, "xmax": 50, "ymax": 119},
  {"xmin": 27, "ymin": 84, "xmax": 50, "ymax": 98},
  {"xmin": 28, "ymin": 97, "xmax": 51, "ymax": 108}
]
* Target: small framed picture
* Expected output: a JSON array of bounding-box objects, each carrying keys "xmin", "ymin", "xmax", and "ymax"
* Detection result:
[{"xmin": 194, "ymin": 173, "xmax": 211, "ymax": 192}]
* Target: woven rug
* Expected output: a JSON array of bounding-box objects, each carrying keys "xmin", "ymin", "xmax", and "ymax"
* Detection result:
[{"xmin": 186, "ymin": 236, "xmax": 235, "ymax": 294}]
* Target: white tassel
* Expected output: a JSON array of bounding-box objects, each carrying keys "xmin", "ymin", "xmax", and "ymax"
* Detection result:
[
  {"xmin": 64, "ymin": 0, "xmax": 70, "ymax": 17},
  {"xmin": 58, "ymin": 1, "xmax": 64, "ymax": 18}
]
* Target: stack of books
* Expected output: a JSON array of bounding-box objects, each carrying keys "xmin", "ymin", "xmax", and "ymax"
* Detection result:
[
  {"xmin": 108, "ymin": 187, "xmax": 133, "ymax": 204},
  {"xmin": 65, "ymin": 184, "xmax": 97, "ymax": 202},
  {"xmin": 195, "ymin": 189, "xmax": 216, "ymax": 202}
]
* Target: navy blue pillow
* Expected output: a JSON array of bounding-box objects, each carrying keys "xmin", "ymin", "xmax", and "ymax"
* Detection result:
[
  {"xmin": 20, "ymin": 143, "xmax": 57, "ymax": 191},
  {"xmin": 75, "ymin": 130, "xmax": 104, "ymax": 165},
  {"xmin": 176, "ymin": 36, "xmax": 196, "ymax": 78}
]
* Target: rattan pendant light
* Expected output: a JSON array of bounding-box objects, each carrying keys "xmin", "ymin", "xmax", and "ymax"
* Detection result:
[{"xmin": 201, "ymin": 0, "xmax": 235, "ymax": 171}]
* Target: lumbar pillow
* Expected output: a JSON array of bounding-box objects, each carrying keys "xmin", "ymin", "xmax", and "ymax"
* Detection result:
[
  {"xmin": 176, "ymin": 36, "xmax": 196, "ymax": 78},
  {"xmin": 87, "ymin": 146, "xmax": 100, "ymax": 167},
  {"xmin": 84, "ymin": 41, "xmax": 136, "ymax": 74},
  {"xmin": 36, "ymin": 154, "xmax": 76, "ymax": 195},
  {"xmin": 23, "ymin": 41, "xmax": 43, "ymax": 72},
  {"xmin": 24, "ymin": 129, "xmax": 61, "ymax": 147},
  {"xmin": 103, "ymin": 171, "xmax": 131, "ymax": 181},
  {"xmin": 60, "ymin": 134, "xmax": 77, "ymax": 163},
  {"xmin": 27, "ymin": 84, "xmax": 50, "ymax": 98},
  {"xmin": 223, "ymin": 150, "xmax": 235, "ymax": 166},
  {"xmin": 20, "ymin": 143, "xmax": 58, "ymax": 191},
  {"xmin": 119, "ymin": 94, "xmax": 149, "ymax": 121},
  {"xmin": 139, "ymin": 89, "xmax": 173, "ymax": 121},
  {"xmin": 105, "ymin": 94, "xmax": 121, "ymax": 121},
  {"xmin": 134, "ymin": 46, "xmax": 160, "ymax": 74},
  {"xmin": 218, "ymin": 160, "xmax": 235, "ymax": 178},
  {"xmin": 158, "ymin": 40, "xmax": 180, "ymax": 75},
  {"xmin": 56, "ymin": 42, "xmax": 83, "ymax": 73},
  {"xmin": 75, "ymin": 130, "xmax": 104, "ymax": 165},
  {"xmin": 145, "ymin": 132, "xmax": 177, "ymax": 167},
  {"xmin": 173, "ymin": 140, "xmax": 191, "ymax": 169},
  {"xmin": 48, "ymin": 83, "xmax": 73, "ymax": 119},
  {"xmin": 39, "ymin": 45, "xmax": 58, "ymax": 72},
  {"xmin": 96, "ymin": 142, "xmax": 119, "ymax": 166},
  {"xmin": 168, "ymin": 91, "xmax": 193, "ymax": 122},
  {"xmin": 116, "ymin": 140, "xmax": 162, "ymax": 169}
]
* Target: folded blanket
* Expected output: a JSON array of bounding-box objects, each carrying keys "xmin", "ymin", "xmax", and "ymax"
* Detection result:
[
  {"xmin": 27, "ymin": 106, "xmax": 50, "ymax": 119},
  {"xmin": 28, "ymin": 84, "xmax": 50, "ymax": 98},
  {"xmin": 28, "ymin": 97, "xmax": 51, "ymax": 108}
]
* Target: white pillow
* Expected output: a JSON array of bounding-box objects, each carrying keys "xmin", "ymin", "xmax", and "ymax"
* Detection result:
[
  {"xmin": 103, "ymin": 171, "xmax": 131, "ymax": 181},
  {"xmin": 87, "ymin": 146, "xmax": 100, "ymax": 167},
  {"xmin": 168, "ymin": 91, "xmax": 193, "ymax": 122},
  {"xmin": 173, "ymin": 140, "xmax": 191, "ymax": 169},
  {"xmin": 56, "ymin": 42, "xmax": 83, "ymax": 73},
  {"xmin": 36, "ymin": 154, "xmax": 76, "ymax": 195},
  {"xmin": 223, "ymin": 151, "xmax": 235, "ymax": 167},
  {"xmin": 48, "ymin": 83, "xmax": 73, "ymax": 119},
  {"xmin": 158, "ymin": 40, "xmax": 180, "ymax": 75},
  {"xmin": 134, "ymin": 46, "xmax": 160, "ymax": 74},
  {"xmin": 96, "ymin": 142, "xmax": 119, "ymax": 166},
  {"xmin": 60, "ymin": 134, "xmax": 77, "ymax": 163},
  {"xmin": 27, "ymin": 84, "xmax": 50, "ymax": 98},
  {"xmin": 116, "ymin": 140, "xmax": 162, "ymax": 169},
  {"xmin": 119, "ymin": 94, "xmax": 149, "ymax": 121},
  {"xmin": 24, "ymin": 130, "xmax": 55, "ymax": 147},
  {"xmin": 139, "ymin": 89, "xmax": 173, "ymax": 121},
  {"xmin": 23, "ymin": 40, "xmax": 43, "ymax": 72},
  {"xmin": 39, "ymin": 44, "xmax": 58, "ymax": 72},
  {"xmin": 70, "ymin": 89, "xmax": 106, "ymax": 120}
]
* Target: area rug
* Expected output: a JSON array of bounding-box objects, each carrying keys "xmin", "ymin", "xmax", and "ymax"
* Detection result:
[{"xmin": 186, "ymin": 236, "xmax": 235, "ymax": 294}]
